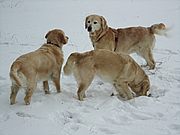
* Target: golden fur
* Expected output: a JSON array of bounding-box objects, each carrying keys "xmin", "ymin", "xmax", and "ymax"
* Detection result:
[
  {"xmin": 63, "ymin": 50, "xmax": 150, "ymax": 101},
  {"xmin": 85, "ymin": 14, "xmax": 167, "ymax": 69},
  {"xmin": 9, "ymin": 29, "xmax": 68, "ymax": 105}
]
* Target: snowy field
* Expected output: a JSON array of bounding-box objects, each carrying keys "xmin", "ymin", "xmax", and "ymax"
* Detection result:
[{"xmin": 0, "ymin": 0, "xmax": 180, "ymax": 135}]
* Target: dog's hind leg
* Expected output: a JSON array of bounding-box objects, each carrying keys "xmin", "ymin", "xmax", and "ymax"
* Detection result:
[
  {"xmin": 24, "ymin": 88, "xmax": 34, "ymax": 105},
  {"xmin": 24, "ymin": 80, "xmax": 36, "ymax": 105},
  {"xmin": 10, "ymin": 84, "xmax": 20, "ymax": 105},
  {"xmin": 77, "ymin": 73, "xmax": 95, "ymax": 101},
  {"xmin": 141, "ymin": 49, "xmax": 155, "ymax": 70}
]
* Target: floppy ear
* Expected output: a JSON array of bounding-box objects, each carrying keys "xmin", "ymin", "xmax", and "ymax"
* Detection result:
[
  {"xmin": 85, "ymin": 16, "xmax": 89, "ymax": 29},
  {"xmin": 100, "ymin": 16, "xmax": 108, "ymax": 30},
  {"xmin": 45, "ymin": 31, "xmax": 51, "ymax": 39},
  {"xmin": 95, "ymin": 16, "xmax": 109, "ymax": 41},
  {"xmin": 58, "ymin": 33, "xmax": 66, "ymax": 44}
]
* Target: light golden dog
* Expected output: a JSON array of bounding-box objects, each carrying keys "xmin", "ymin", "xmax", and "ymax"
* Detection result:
[
  {"xmin": 63, "ymin": 50, "xmax": 150, "ymax": 101},
  {"xmin": 85, "ymin": 14, "xmax": 167, "ymax": 69},
  {"xmin": 9, "ymin": 29, "xmax": 68, "ymax": 105}
]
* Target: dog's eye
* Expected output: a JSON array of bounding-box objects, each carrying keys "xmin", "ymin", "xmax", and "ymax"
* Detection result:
[
  {"xmin": 87, "ymin": 21, "xmax": 90, "ymax": 23},
  {"xmin": 94, "ymin": 22, "xmax": 97, "ymax": 24}
]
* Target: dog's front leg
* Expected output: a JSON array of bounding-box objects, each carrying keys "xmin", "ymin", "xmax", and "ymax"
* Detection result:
[
  {"xmin": 52, "ymin": 78, "xmax": 61, "ymax": 93},
  {"xmin": 113, "ymin": 81, "xmax": 133, "ymax": 100},
  {"xmin": 43, "ymin": 81, "xmax": 50, "ymax": 94},
  {"xmin": 77, "ymin": 84, "xmax": 86, "ymax": 101}
]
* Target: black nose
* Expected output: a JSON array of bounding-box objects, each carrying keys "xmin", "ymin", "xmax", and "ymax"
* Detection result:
[{"xmin": 87, "ymin": 26, "xmax": 92, "ymax": 32}]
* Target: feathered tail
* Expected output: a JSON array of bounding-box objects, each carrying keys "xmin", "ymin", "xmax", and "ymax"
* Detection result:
[
  {"xmin": 9, "ymin": 62, "xmax": 21, "ymax": 86},
  {"xmin": 63, "ymin": 53, "xmax": 78, "ymax": 75},
  {"xmin": 149, "ymin": 23, "xmax": 168, "ymax": 36}
]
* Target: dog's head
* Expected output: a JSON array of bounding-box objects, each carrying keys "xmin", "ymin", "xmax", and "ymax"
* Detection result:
[
  {"xmin": 45, "ymin": 29, "xmax": 68, "ymax": 47},
  {"xmin": 85, "ymin": 14, "xmax": 108, "ymax": 34}
]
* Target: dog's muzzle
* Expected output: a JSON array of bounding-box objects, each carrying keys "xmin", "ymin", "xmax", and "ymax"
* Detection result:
[{"xmin": 87, "ymin": 26, "xmax": 92, "ymax": 32}]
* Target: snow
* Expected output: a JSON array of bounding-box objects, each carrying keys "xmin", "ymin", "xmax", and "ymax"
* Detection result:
[{"xmin": 0, "ymin": 0, "xmax": 180, "ymax": 135}]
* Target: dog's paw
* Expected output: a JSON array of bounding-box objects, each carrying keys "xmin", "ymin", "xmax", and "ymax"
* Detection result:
[
  {"xmin": 146, "ymin": 91, "xmax": 151, "ymax": 97},
  {"xmin": 10, "ymin": 101, "xmax": 16, "ymax": 105},
  {"xmin": 57, "ymin": 90, "xmax": 61, "ymax": 93},
  {"xmin": 25, "ymin": 101, "xmax": 30, "ymax": 105},
  {"xmin": 45, "ymin": 90, "xmax": 50, "ymax": 94}
]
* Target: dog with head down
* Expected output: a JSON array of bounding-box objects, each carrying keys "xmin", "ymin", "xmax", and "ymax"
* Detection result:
[
  {"xmin": 85, "ymin": 14, "xmax": 167, "ymax": 69},
  {"xmin": 63, "ymin": 49, "xmax": 150, "ymax": 101},
  {"xmin": 9, "ymin": 29, "xmax": 68, "ymax": 105}
]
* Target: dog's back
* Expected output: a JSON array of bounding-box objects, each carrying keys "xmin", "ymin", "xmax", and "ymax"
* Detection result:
[
  {"xmin": 10, "ymin": 44, "xmax": 63, "ymax": 87},
  {"xmin": 64, "ymin": 49, "xmax": 148, "ymax": 85}
]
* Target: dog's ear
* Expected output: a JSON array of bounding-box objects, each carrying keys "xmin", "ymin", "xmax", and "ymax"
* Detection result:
[
  {"xmin": 45, "ymin": 31, "xmax": 51, "ymax": 39},
  {"xmin": 58, "ymin": 32, "xmax": 67, "ymax": 44},
  {"xmin": 100, "ymin": 16, "xmax": 108, "ymax": 31},
  {"xmin": 85, "ymin": 16, "xmax": 89, "ymax": 29}
]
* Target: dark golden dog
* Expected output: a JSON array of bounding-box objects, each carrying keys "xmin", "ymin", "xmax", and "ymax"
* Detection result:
[
  {"xmin": 85, "ymin": 14, "xmax": 167, "ymax": 69},
  {"xmin": 63, "ymin": 50, "xmax": 150, "ymax": 101},
  {"xmin": 10, "ymin": 29, "xmax": 68, "ymax": 105}
]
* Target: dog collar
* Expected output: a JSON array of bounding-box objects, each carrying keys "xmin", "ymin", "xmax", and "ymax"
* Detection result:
[{"xmin": 47, "ymin": 41, "xmax": 60, "ymax": 48}]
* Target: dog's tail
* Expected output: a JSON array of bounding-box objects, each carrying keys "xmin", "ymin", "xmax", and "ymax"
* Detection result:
[
  {"xmin": 149, "ymin": 23, "xmax": 168, "ymax": 36},
  {"xmin": 63, "ymin": 53, "xmax": 79, "ymax": 75},
  {"xmin": 9, "ymin": 62, "xmax": 22, "ymax": 87}
]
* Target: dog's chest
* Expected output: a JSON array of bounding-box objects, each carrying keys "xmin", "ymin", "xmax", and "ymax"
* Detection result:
[{"xmin": 92, "ymin": 39, "xmax": 115, "ymax": 51}]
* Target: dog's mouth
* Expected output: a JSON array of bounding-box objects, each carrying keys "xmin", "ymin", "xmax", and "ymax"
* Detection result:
[{"xmin": 89, "ymin": 32, "xmax": 96, "ymax": 36}]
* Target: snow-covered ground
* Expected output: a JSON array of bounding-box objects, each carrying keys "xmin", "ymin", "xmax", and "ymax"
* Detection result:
[{"xmin": 0, "ymin": 0, "xmax": 180, "ymax": 135}]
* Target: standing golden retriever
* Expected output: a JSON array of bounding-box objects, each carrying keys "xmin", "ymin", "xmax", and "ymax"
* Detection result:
[
  {"xmin": 63, "ymin": 50, "xmax": 150, "ymax": 101},
  {"xmin": 85, "ymin": 14, "xmax": 167, "ymax": 69},
  {"xmin": 9, "ymin": 29, "xmax": 68, "ymax": 105}
]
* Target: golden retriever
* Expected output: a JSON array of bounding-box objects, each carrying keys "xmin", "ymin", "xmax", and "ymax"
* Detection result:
[
  {"xmin": 63, "ymin": 50, "xmax": 150, "ymax": 101},
  {"xmin": 85, "ymin": 14, "xmax": 167, "ymax": 69},
  {"xmin": 9, "ymin": 29, "xmax": 68, "ymax": 105}
]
